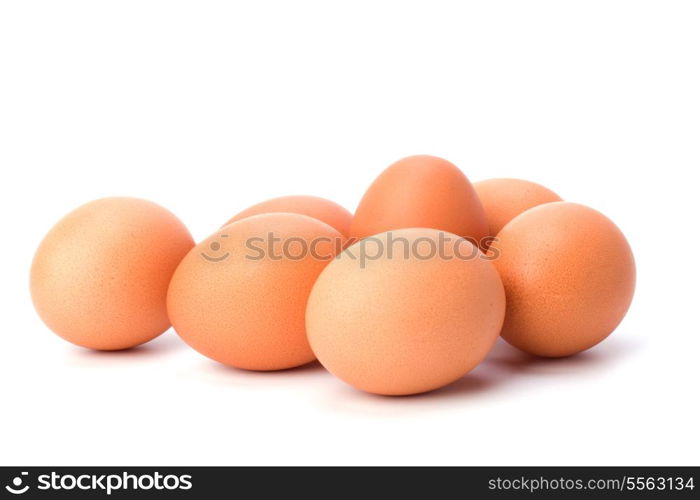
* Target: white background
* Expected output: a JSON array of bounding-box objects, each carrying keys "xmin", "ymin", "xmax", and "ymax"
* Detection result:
[{"xmin": 1, "ymin": 1, "xmax": 698, "ymax": 466}]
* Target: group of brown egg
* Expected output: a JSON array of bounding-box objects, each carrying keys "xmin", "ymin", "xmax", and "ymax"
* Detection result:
[{"xmin": 30, "ymin": 155, "xmax": 635, "ymax": 396}]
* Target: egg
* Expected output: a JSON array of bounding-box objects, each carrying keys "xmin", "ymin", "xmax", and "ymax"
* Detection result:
[
  {"xmin": 349, "ymin": 155, "xmax": 489, "ymax": 249},
  {"xmin": 306, "ymin": 228, "xmax": 506, "ymax": 395},
  {"xmin": 167, "ymin": 213, "xmax": 344, "ymax": 370},
  {"xmin": 474, "ymin": 178, "xmax": 562, "ymax": 236},
  {"xmin": 224, "ymin": 195, "xmax": 353, "ymax": 237},
  {"xmin": 30, "ymin": 197, "xmax": 195, "ymax": 350},
  {"xmin": 491, "ymin": 202, "xmax": 635, "ymax": 357}
]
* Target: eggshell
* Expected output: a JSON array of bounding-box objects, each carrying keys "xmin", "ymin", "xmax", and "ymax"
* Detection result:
[
  {"xmin": 30, "ymin": 197, "xmax": 195, "ymax": 350},
  {"xmin": 306, "ymin": 228, "xmax": 506, "ymax": 395},
  {"xmin": 224, "ymin": 195, "xmax": 352, "ymax": 237},
  {"xmin": 168, "ymin": 213, "xmax": 344, "ymax": 371},
  {"xmin": 349, "ymin": 155, "xmax": 489, "ymax": 248},
  {"xmin": 491, "ymin": 202, "xmax": 635, "ymax": 357},
  {"xmin": 474, "ymin": 178, "xmax": 562, "ymax": 236}
]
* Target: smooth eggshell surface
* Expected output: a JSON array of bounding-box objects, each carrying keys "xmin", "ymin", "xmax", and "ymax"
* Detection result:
[
  {"xmin": 30, "ymin": 197, "xmax": 195, "ymax": 350},
  {"xmin": 474, "ymin": 178, "xmax": 562, "ymax": 236},
  {"xmin": 224, "ymin": 195, "xmax": 353, "ymax": 237},
  {"xmin": 168, "ymin": 213, "xmax": 344, "ymax": 371},
  {"xmin": 349, "ymin": 156, "xmax": 489, "ymax": 249},
  {"xmin": 306, "ymin": 228, "xmax": 506, "ymax": 395},
  {"xmin": 491, "ymin": 202, "xmax": 635, "ymax": 357}
]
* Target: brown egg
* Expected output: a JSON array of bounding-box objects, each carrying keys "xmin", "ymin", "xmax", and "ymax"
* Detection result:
[
  {"xmin": 349, "ymin": 155, "xmax": 489, "ymax": 249},
  {"xmin": 474, "ymin": 178, "xmax": 562, "ymax": 236},
  {"xmin": 168, "ymin": 213, "xmax": 344, "ymax": 371},
  {"xmin": 224, "ymin": 195, "xmax": 353, "ymax": 237},
  {"xmin": 306, "ymin": 228, "xmax": 506, "ymax": 395},
  {"xmin": 30, "ymin": 197, "xmax": 195, "ymax": 350},
  {"xmin": 491, "ymin": 202, "xmax": 635, "ymax": 357}
]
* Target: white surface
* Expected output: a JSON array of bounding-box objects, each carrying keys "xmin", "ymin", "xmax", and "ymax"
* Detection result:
[{"xmin": 1, "ymin": 1, "xmax": 698, "ymax": 466}]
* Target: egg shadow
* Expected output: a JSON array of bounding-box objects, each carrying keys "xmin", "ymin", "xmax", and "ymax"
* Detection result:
[
  {"xmin": 484, "ymin": 333, "xmax": 645, "ymax": 377},
  {"xmin": 208, "ymin": 359, "xmax": 327, "ymax": 378},
  {"xmin": 67, "ymin": 330, "xmax": 187, "ymax": 366},
  {"xmin": 317, "ymin": 333, "xmax": 643, "ymax": 414},
  {"xmin": 193, "ymin": 358, "xmax": 330, "ymax": 390}
]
